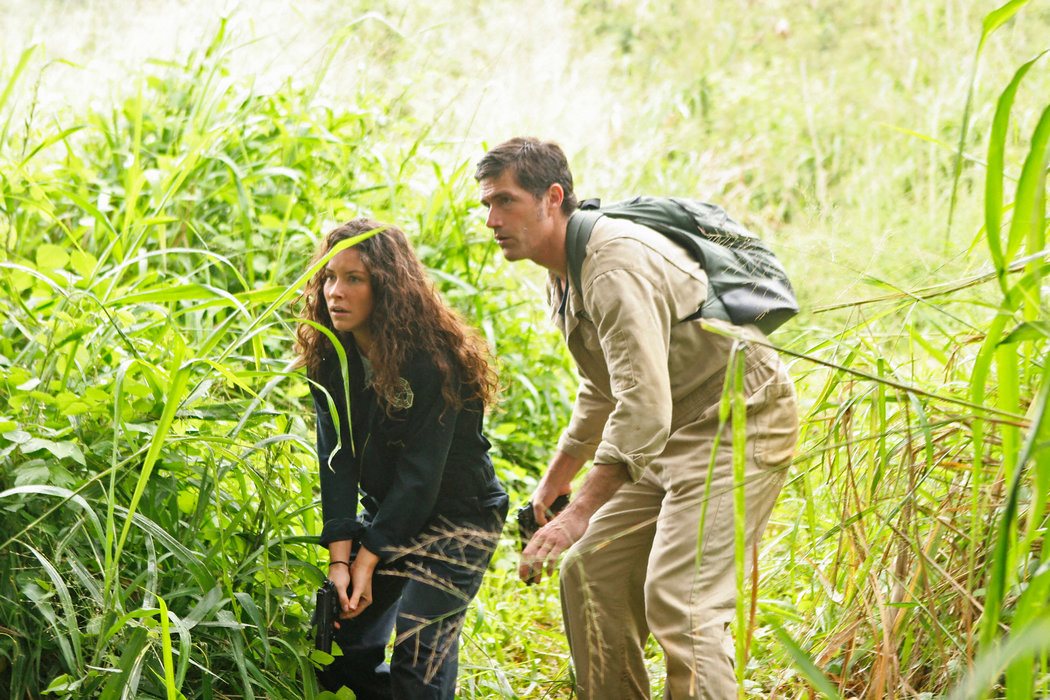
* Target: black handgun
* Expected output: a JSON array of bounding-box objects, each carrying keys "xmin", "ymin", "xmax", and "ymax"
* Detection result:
[
  {"xmin": 515, "ymin": 494, "xmax": 571, "ymax": 551},
  {"xmin": 312, "ymin": 579, "xmax": 340, "ymax": 654}
]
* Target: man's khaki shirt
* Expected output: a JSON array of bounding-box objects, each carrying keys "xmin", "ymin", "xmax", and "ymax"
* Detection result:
[{"xmin": 550, "ymin": 216, "xmax": 774, "ymax": 481}]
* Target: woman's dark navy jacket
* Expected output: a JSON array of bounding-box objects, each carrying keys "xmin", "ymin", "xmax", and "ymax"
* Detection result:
[{"xmin": 311, "ymin": 346, "xmax": 507, "ymax": 560}]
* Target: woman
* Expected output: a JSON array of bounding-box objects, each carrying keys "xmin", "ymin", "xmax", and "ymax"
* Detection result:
[{"xmin": 296, "ymin": 218, "xmax": 508, "ymax": 699}]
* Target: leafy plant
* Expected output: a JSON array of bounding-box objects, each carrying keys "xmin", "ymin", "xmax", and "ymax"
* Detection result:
[{"xmin": 1, "ymin": 1, "xmax": 1049, "ymax": 698}]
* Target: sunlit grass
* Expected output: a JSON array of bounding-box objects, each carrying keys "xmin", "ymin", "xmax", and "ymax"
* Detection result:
[{"xmin": 1, "ymin": 1, "xmax": 1048, "ymax": 698}]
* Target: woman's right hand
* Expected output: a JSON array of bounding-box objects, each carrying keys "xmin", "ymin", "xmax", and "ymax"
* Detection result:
[
  {"xmin": 326, "ymin": 540, "xmax": 354, "ymax": 624},
  {"xmin": 327, "ymin": 562, "xmax": 353, "ymax": 628}
]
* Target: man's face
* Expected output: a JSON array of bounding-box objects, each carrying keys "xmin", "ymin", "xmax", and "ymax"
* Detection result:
[{"xmin": 478, "ymin": 169, "xmax": 552, "ymax": 263}]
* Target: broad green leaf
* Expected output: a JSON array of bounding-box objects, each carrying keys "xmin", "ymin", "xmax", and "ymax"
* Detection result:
[
  {"xmin": 41, "ymin": 673, "xmax": 83, "ymax": 695},
  {"xmin": 69, "ymin": 249, "xmax": 98, "ymax": 278},
  {"xmin": 309, "ymin": 648, "xmax": 335, "ymax": 665},
  {"xmin": 2, "ymin": 429, "xmax": 32, "ymax": 444},
  {"xmin": 176, "ymin": 489, "xmax": 195, "ymax": 514},
  {"xmin": 258, "ymin": 213, "xmax": 284, "ymax": 229},
  {"xmin": 13, "ymin": 462, "xmax": 50, "ymax": 486},
  {"xmin": 6, "ymin": 265, "xmax": 34, "ymax": 291},
  {"xmin": 20, "ymin": 438, "xmax": 86, "ymax": 465},
  {"xmin": 36, "ymin": 243, "xmax": 70, "ymax": 271}
]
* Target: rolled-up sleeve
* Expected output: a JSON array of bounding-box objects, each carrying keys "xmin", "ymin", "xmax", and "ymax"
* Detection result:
[
  {"xmin": 584, "ymin": 266, "xmax": 674, "ymax": 481},
  {"xmin": 313, "ymin": 384, "xmax": 364, "ymax": 546},
  {"xmin": 558, "ymin": 371, "xmax": 614, "ymax": 461}
]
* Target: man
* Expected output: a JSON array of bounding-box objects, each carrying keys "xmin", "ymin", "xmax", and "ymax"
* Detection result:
[{"xmin": 475, "ymin": 137, "xmax": 799, "ymax": 699}]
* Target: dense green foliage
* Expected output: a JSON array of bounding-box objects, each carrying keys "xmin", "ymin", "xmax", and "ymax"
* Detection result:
[{"xmin": 1, "ymin": 1, "xmax": 1049, "ymax": 698}]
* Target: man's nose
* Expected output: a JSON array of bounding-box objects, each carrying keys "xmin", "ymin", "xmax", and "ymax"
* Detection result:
[{"xmin": 485, "ymin": 208, "xmax": 499, "ymax": 229}]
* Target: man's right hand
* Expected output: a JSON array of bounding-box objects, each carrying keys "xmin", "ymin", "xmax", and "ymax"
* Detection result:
[
  {"xmin": 531, "ymin": 482, "xmax": 573, "ymax": 526},
  {"xmin": 520, "ymin": 462, "xmax": 629, "ymax": 584},
  {"xmin": 519, "ymin": 505, "xmax": 589, "ymax": 584},
  {"xmin": 531, "ymin": 451, "xmax": 585, "ymax": 525}
]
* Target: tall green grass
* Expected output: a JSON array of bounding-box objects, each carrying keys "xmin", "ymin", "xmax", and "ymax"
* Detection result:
[
  {"xmin": 561, "ymin": 0, "xmax": 1050, "ymax": 696},
  {"xmin": 737, "ymin": 2, "xmax": 1050, "ymax": 694},
  {"xmin": 1, "ymin": 2, "xmax": 1048, "ymax": 698},
  {"xmin": 0, "ymin": 19, "xmax": 571, "ymax": 698}
]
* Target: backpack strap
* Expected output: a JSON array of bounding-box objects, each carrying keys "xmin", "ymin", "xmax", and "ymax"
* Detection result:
[{"xmin": 565, "ymin": 200, "xmax": 603, "ymax": 299}]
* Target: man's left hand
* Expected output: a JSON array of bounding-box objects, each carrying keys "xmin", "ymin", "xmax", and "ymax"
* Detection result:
[{"xmin": 518, "ymin": 508, "xmax": 589, "ymax": 584}]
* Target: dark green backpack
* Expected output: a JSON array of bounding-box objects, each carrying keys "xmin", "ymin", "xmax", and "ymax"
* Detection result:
[{"xmin": 565, "ymin": 197, "xmax": 799, "ymax": 334}]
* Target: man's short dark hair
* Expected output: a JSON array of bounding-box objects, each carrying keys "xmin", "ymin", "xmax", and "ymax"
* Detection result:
[{"xmin": 475, "ymin": 137, "xmax": 579, "ymax": 216}]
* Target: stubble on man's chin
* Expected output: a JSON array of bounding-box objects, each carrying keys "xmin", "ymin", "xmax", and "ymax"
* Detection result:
[{"xmin": 503, "ymin": 225, "xmax": 530, "ymax": 263}]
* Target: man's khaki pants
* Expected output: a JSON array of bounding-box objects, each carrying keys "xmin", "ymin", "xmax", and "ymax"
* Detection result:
[{"xmin": 560, "ymin": 351, "xmax": 798, "ymax": 699}]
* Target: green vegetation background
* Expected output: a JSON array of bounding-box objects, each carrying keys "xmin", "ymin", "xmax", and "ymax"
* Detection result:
[{"xmin": 2, "ymin": 0, "xmax": 1049, "ymax": 697}]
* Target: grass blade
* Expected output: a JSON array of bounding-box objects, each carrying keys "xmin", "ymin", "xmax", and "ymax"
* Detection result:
[
  {"xmin": 946, "ymin": 0, "xmax": 1034, "ymax": 244},
  {"xmin": 770, "ymin": 621, "xmax": 843, "ymax": 699},
  {"xmin": 0, "ymin": 44, "xmax": 38, "ymax": 145},
  {"xmin": 985, "ymin": 52, "xmax": 1048, "ymax": 291},
  {"xmin": 156, "ymin": 595, "xmax": 179, "ymax": 700}
]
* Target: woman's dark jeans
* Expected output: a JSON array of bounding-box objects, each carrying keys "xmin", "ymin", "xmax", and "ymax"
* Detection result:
[{"xmin": 317, "ymin": 498, "xmax": 508, "ymax": 699}]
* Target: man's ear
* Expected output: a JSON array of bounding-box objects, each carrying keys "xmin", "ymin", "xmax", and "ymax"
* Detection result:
[{"xmin": 546, "ymin": 183, "xmax": 564, "ymax": 213}]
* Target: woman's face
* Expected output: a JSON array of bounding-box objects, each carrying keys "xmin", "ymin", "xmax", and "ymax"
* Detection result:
[{"xmin": 322, "ymin": 247, "xmax": 374, "ymax": 344}]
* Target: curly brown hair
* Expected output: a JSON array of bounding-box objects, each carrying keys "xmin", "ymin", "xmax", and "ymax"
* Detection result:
[{"xmin": 295, "ymin": 218, "xmax": 496, "ymax": 412}]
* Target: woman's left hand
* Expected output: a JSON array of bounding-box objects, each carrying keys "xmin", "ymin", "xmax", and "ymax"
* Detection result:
[{"xmin": 347, "ymin": 546, "xmax": 379, "ymax": 619}]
